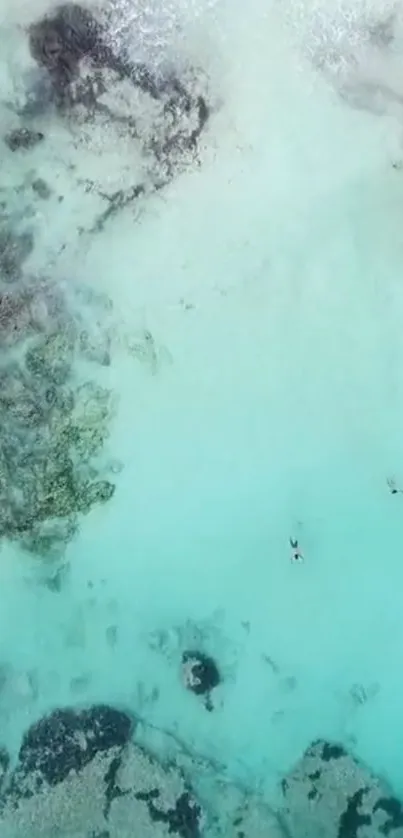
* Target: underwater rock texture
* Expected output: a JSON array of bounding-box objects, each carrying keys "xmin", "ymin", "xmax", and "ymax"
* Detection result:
[
  {"xmin": 305, "ymin": 4, "xmax": 403, "ymax": 118},
  {"xmin": 23, "ymin": 2, "xmax": 210, "ymax": 192},
  {"xmin": 0, "ymin": 700, "xmax": 292, "ymax": 838},
  {"xmin": 28, "ymin": 2, "xmax": 163, "ymax": 102},
  {"xmin": 4, "ymin": 128, "xmax": 44, "ymax": 152},
  {"xmin": 0, "ymin": 249, "xmax": 118, "ymax": 558},
  {"xmin": 226, "ymin": 796, "xmax": 286, "ymax": 838},
  {"xmin": 281, "ymin": 739, "xmax": 403, "ymax": 838},
  {"xmin": 0, "ymin": 352, "xmax": 116, "ymax": 556},
  {"xmin": 181, "ymin": 651, "xmax": 221, "ymax": 712},
  {"xmin": 0, "ymin": 748, "xmax": 9, "ymax": 794},
  {"xmin": 0, "ymin": 223, "xmax": 33, "ymax": 282},
  {"xmin": 0, "ymin": 704, "xmax": 204, "ymax": 838}
]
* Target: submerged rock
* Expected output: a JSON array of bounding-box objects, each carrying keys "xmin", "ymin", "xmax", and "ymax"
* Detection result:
[
  {"xmin": 0, "ymin": 747, "xmax": 9, "ymax": 793},
  {"xmin": 0, "ymin": 226, "xmax": 33, "ymax": 282},
  {"xmin": 112, "ymin": 742, "xmax": 203, "ymax": 838},
  {"xmin": 4, "ymin": 128, "xmax": 44, "ymax": 152},
  {"xmin": 25, "ymin": 332, "xmax": 74, "ymax": 385},
  {"xmin": 25, "ymin": 2, "xmax": 211, "ymax": 189},
  {"xmin": 28, "ymin": 2, "xmax": 164, "ymax": 104},
  {"xmin": 0, "ymin": 378, "xmax": 116, "ymax": 547},
  {"xmin": 227, "ymin": 795, "xmax": 286, "ymax": 838},
  {"xmin": 0, "ymin": 284, "xmax": 117, "ymax": 555},
  {"xmin": 0, "ymin": 704, "xmax": 204, "ymax": 838},
  {"xmin": 79, "ymin": 327, "xmax": 111, "ymax": 366},
  {"xmin": 0, "ymin": 364, "xmax": 47, "ymax": 428},
  {"xmin": 31, "ymin": 178, "xmax": 51, "ymax": 199},
  {"xmin": 77, "ymin": 479, "xmax": 115, "ymax": 512},
  {"xmin": 0, "ymin": 290, "xmax": 34, "ymax": 346},
  {"xmin": 13, "ymin": 705, "xmax": 132, "ymax": 786},
  {"xmin": 63, "ymin": 381, "xmax": 117, "ymax": 459},
  {"xmin": 281, "ymin": 739, "xmax": 403, "ymax": 838},
  {"xmin": 181, "ymin": 651, "xmax": 221, "ymax": 712}
]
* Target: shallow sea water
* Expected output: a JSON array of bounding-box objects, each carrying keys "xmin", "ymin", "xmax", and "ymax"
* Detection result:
[{"xmin": 2, "ymin": 0, "xmax": 403, "ymax": 833}]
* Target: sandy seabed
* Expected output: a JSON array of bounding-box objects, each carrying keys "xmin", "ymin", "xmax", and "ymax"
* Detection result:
[{"xmin": 1, "ymin": 0, "xmax": 403, "ymax": 834}]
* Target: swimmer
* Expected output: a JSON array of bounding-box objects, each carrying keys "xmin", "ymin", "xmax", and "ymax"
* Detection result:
[
  {"xmin": 289, "ymin": 537, "xmax": 304, "ymax": 563},
  {"xmin": 387, "ymin": 477, "xmax": 403, "ymax": 495}
]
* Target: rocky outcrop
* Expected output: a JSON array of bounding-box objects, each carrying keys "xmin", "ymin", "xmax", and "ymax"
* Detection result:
[
  {"xmin": 0, "ymin": 748, "xmax": 9, "ymax": 795},
  {"xmin": 4, "ymin": 128, "xmax": 44, "ymax": 152},
  {"xmin": 280, "ymin": 739, "xmax": 403, "ymax": 838},
  {"xmin": 23, "ymin": 2, "xmax": 210, "ymax": 191},
  {"xmin": 0, "ymin": 700, "xmax": 293, "ymax": 838},
  {"xmin": 28, "ymin": 2, "xmax": 163, "ymax": 103},
  {"xmin": 225, "ymin": 794, "xmax": 286, "ymax": 838},
  {"xmin": 181, "ymin": 651, "xmax": 221, "ymax": 712},
  {"xmin": 0, "ymin": 223, "xmax": 33, "ymax": 282},
  {"xmin": 0, "ymin": 351, "xmax": 117, "ymax": 557},
  {"xmin": 0, "ymin": 705, "xmax": 204, "ymax": 838},
  {"xmin": 0, "ymin": 214, "xmax": 120, "ymax": 561}
]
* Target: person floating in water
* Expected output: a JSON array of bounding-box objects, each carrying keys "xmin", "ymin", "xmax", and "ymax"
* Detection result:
[
  {"xmin": 289, "ymin": 537, "xmax": 304, "ymax": 563},
  {"xmin": 387, "ymin": 477, "xmax": 403, "ymax": 495}
]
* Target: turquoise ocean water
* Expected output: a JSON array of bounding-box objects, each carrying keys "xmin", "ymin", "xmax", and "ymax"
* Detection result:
[{"xmin": 1, "ymin": 0, "xmax": 403, "ymax": 835}]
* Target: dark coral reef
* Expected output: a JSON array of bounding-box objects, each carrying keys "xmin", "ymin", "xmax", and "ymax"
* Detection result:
[
  {"xmin": 0, "ymin": 216, "xmax": 118, "ymax": 560},
  {"xmin": 281, "ymin": 739, "xmax": 403, "ymax": 838},
  {"xmin": 23, "ymin": 2, "xmax": 210, "ymax": 174},
  {"xmin": 0, "ymin": 704, "xmax": 204, "ymax": 838}
]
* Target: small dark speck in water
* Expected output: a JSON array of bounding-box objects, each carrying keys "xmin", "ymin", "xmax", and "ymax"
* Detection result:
[
  {"xmin": 262, "ymin": 654, "xmax": 280, "ymax": 674},
  {"xmin": 281, "ymin": 675, "xmax": 297, "ymax": 691},
  {"xmin": 70, "ymin": 673, "xmax": 91, "ymax": 693},
  {"xmin": 106, "ymin": 625, "xmax": 118, "ymax": 647}
]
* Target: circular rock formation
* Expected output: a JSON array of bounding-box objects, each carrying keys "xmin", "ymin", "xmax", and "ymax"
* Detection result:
[
  {"xmin": 181, "ymin": 651, "xmax": 221, "ymax": 712},
  {"xmin": 280, "ymin": 739, "xmax": 403, "ymax": 838}
]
